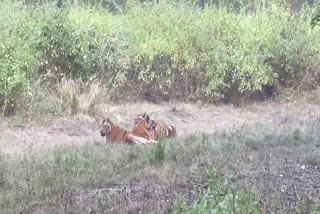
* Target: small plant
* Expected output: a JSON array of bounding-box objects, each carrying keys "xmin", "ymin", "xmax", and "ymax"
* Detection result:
[
  {"xmin": 50, "ymin": 78, "xmax": 80, "ymax": 115},
  {"xmin": 147, "ymin": 141, "xmax": 166, "ymax": 165},
  {"xmin": 311, "ymin": 10, "xmax": 320, "ymax": 28},
  {"xmin": 79, "ymin": 79, "xmax": 101, "ymax": 114}
]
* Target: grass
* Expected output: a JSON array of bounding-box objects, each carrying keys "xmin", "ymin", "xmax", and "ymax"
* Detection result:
[
  {"xmin": 147, "ymin": 141, "xmax": 166, "ymax": 164},
  {"xmin": 1, "ymin": 117, "xmax": 320, "ymax": 213},
  {"xmin": 49, "ymin": 78, "xmax": 101, "ymax": 116}
]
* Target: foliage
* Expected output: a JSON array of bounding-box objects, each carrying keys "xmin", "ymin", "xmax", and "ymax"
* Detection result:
[
  {"xmin": 311, "ymin": 9, "xmax": 320, "ymax": 28},
  {"xmin": 37, "ymin": 8, "xmax": 87, "ymax": 81},
  {"xmin": 173, "ymin": 178, "xmax": 261, "ymax": 214},
  {"xmin": 67, "ymin": 4, "xmax": 320, "ymax": 101},
  {"xmin": 147, "ymin": 141, "xmax": 166, "ymax": 164},
  {"xmin": 1, "ymin": 2, "xmax": 320, "ymax": 115},
  {"xmin": 122, "ymin": 5, "xmax": 320, "ymax": 101},
  {"xmin": 0, "ymin": 3, "xmax": 40, "ymax": 115}
]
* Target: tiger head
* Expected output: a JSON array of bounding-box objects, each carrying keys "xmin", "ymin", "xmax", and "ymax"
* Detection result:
[
  {"xmin": 135, "ymin": 113, "xmax": 157, "ymax": 130},
  {"xmin": 134, "ymin": 113, "xmax": 147, "ymax": 125},
  {"xmin": 99, "ymin": 118, "xmax": 112, "ymax": 137}
]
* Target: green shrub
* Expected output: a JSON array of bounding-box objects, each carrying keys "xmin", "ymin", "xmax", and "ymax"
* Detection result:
[
  {"xmin": 36, "ymin": 8, "xmax": 89, "ymax": 81},
  {"xmin": 311, "ymin": 9, "xmax": 320, "ymax": 28},
  {"xmin": 1, "ymin": 2, "xmax": 320, "ymax": 115},
  {"xmin": 0, "ymin": 4, "xmax": 96, "ymax": 115},
  {"xmin": 147, "ymin": 141, "xmax": 166, "ymax": 164},
  {"xmin": 0, "ymin": 2, "xmax": 40, "ymax": 115},
  {"xmin": 173, "ymin": 178, "xmax": 262, "ymax": 214}
]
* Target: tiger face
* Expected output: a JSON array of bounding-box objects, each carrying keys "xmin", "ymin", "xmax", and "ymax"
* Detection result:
[
  {"xmin": 134, "ymin": 113, "xmax": 147, "ymax": 126},
  {"xmin": 149, "ymin": 119, "xmax": 157, "ymax": 130},
  {"xmin": 143, "ymin": 115, "xmax": 157, "ymax": 131},
  {"xmin": 99, "ymin": 119, "xmax": 112, "ymax": 137},
  {"xmin": 134, "ymin": 113, "xmax": 156, "ymax": 130}
]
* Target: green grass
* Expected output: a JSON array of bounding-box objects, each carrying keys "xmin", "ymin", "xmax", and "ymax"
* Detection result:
[{"xmin": 147, "ymin": 141, "xmax": 166, "ymax": 164}]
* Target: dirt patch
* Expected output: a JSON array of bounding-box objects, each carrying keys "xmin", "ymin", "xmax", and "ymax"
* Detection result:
[
  {"xmin": 1, "ymin": 101, "xmax": 320, "ymax": 155},
  {"xmin": 20, "ymin": 183, "xmax": 199, "ymax": 214},
  {"xmin": 233, "ymin": 146, "xmax": 320, "ymax": 213},
  {"xmin": 0, "ymin": 114, "xmax": 100, "ymax": 155}
]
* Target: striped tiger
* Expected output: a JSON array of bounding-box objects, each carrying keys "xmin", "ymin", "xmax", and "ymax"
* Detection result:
[
  {"xmin": 131, "ymin": 114, "xmax": 157, "ymax": 141},
  {"xmin": 99, "ymin": 118, "xmax": 157, "ymax": 145},
  {"xmin": 134, "ymin": 113, "xmax": 177, "ymax": 140}
]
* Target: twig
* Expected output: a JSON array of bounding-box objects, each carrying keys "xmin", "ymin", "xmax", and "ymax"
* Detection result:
[{"xmin": 293, "ymin": 182, "xmax": 300, "ymax": 201}]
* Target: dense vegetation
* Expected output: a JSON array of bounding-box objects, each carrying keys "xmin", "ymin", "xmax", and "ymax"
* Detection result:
[{"xmin": 0, "ymin": 0, "xmax": 320, "ymax": 115}]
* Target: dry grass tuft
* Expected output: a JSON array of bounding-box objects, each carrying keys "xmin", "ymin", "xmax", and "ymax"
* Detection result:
[{"xmin": 50, "ymin": 78, "xmax": 101, "ymax": 115}]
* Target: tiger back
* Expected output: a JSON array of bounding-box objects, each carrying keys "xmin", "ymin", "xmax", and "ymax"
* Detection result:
[
  {"xmin": 99, "ymin": 118, "xmax": 157, "ymax": 145},
  {"xmin": 107, "ymin": 123, "xmax": 130, "ymax": 143},
  {"xmin": 133, "ymin": 113, "xmax": 177, "ymax": 140},
  {"xmin": 154, "ymin": 121, "xmax": 177, "ymax": 140}
]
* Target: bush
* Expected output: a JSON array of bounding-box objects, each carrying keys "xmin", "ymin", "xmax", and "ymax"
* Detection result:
[
  {"xmin": 311, "ymin": 9, "xmax": 320, "ymax": 28},
  {"xmin": 122, "ymin": 5, "xmax": 320, "ymax": 101},
  {"xmin": 37, "ymin": 8, "xmax": 86, "ymax": 81},
  {"xmin": 67, "ymin": 4, "xmax": 320, "ymax": 102},
  {"xmin": 1, "ymin": 2, "xmax": 320, "ymax": 115},
  {"xmin": 0, "ymin": 3, "xmax": 40, "ymax": 115},
  {"xmin": 173, "ymin": 178, "xmax": 262, "ymax": 214}
]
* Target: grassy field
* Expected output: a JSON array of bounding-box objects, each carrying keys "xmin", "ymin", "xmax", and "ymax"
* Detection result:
[{"xmin": 1, "ymin": 101, "xmax": 320, "ymax": 213}]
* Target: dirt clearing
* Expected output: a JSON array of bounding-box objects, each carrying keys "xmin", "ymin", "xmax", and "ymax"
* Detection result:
[{"xmin": 1, "ymin": 101, "xmax": 319, "ymax": 155}]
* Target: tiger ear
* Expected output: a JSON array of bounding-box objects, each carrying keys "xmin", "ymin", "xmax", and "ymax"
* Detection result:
[
  {"xmin": 168, "ymin": 125, "xmax": 175, "ymax": 132},
  {"xmin": 145, "ymin": 114, "xmax": 150, "ymax": 122},
  {"xmin": 107, "ymin": 118, "xmax": 111, "ymax": 123},
  {"xmin": 142, "ymin": 113, "xmax": 147, "ymax": 118},
  {"xmin": 151, "ymin": 120, "xmax": 157, "ymax": 129}
]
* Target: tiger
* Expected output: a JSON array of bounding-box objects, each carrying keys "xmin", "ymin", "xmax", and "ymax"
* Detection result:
[
  {"xmin": 134, "ymin": 113, "xmax": 177, "ymax": 140},
  {"xmin": 99, "ymin": 118, "xmax": 157, "ymax": 145},
  {"xmin": 131, "ymin": 114, "xmax": 157, "ymax": 141}
]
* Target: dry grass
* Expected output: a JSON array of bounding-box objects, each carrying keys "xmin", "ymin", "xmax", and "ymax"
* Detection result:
[{"xmin": 50, "ymin": 78, "xmax": 101, "ymax": 115}]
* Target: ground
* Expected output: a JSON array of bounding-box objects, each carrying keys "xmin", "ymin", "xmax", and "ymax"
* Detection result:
[{"xmin": 1, "ymin": 100, "xmax": 320, "ymax": 213}]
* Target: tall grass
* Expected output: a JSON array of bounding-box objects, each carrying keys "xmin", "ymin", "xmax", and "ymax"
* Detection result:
[
  {"xmin": 147, "ymin": 141, "xmax": 166, "ymax": 164},
  {"xmin": 50, "ymin": 78, "xmax": 101, "ymax": 115}
]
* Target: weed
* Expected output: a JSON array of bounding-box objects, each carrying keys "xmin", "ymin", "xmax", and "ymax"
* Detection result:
[
  {"xmin": 147, "ymin": 141, "xmax": 166, "ymax": 165},
  {"xmin": 173, "ymin": 177, "xmax": 262, "ymax": 214}
]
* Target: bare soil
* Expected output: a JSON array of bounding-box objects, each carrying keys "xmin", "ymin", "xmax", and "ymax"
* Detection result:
[
  {"xmin": 2, "ymin": 101, "xmax": 319, "ymax": 155},
  {"xmin": 2, "ymin": 100, "xmax": 320, "ymax": 213}
]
